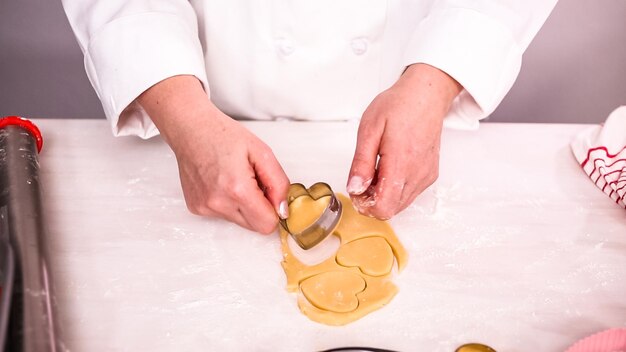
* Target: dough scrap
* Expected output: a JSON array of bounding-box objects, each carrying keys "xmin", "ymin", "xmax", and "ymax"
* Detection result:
[{"xmin": 280, "ymin": 193, "xmax": 407, "ymax": 325}]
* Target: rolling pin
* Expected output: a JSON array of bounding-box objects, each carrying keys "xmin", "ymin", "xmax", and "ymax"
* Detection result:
[{"xmin": 0, "ymin": 116, "xmax": 59, "ymax": 352}]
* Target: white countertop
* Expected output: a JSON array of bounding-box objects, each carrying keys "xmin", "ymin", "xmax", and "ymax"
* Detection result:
[{"xmin": 36, "ymin": 119, "xmax": 625, "ymax": 352}]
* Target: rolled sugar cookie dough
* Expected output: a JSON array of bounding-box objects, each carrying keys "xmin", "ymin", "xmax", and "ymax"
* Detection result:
[{"xmin": 280, "ymin": 193, "xmax": 408, "ymax": 326}]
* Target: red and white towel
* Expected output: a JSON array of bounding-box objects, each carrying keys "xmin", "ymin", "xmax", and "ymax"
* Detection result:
[{"xmin": 571, "ymin": 106, "xmax": 626, "ymax": 209}]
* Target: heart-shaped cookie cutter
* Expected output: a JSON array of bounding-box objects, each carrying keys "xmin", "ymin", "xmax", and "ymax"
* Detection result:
[{"xmin": 280, "ymin": 182, "xmax": 343, "ymax": 250}]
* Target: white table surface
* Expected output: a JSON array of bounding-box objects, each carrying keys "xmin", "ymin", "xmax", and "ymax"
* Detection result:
[{"xmin": 35, "ymin": 119, "xmax": 625, "ymax": 352}]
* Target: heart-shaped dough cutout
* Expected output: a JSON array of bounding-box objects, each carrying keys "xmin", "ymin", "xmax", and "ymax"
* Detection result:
[
  {"xmin": 300, "ymin": 271, "xmax": 365, "ymax": 313},
  {"xmin": 336, "ymin": 237, "xmax": 394, "ymax": 276}
]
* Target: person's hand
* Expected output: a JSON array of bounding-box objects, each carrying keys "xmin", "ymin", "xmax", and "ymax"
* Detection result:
[
  {"xmin": 138, "ymin": 75, "xmax": 289, "ymax": 234},
  {"xmin": 346, "ymin": 63, "xmax": 462, "ymax": 219},
  {"xmin": 171, "ymin": 107, "xmax": 290, "ymax": 234}
]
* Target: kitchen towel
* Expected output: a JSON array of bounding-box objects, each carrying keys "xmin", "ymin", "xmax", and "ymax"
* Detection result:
[{"xmin": 571, "ymin": 106, "xmax": 626, "ymax": 209}]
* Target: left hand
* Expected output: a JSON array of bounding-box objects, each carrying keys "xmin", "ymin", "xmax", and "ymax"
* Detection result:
[{"xmin": 347, "ymin": 63, "xmax": 462, "ymax": 219}]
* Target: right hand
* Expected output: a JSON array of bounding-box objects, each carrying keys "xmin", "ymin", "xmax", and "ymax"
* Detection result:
[{"xmin": 138, "ymin": 75, "xmax": 290, "ymax": 234}]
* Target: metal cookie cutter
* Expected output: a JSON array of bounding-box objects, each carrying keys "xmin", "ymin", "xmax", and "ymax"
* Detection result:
[{"xmin": 279, "ymin": 182, "xmax": 343, "ymax": 250}]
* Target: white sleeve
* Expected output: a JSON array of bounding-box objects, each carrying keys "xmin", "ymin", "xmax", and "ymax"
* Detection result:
[
  {"xmin": 403, "ymin": 0, "xmax": 558, "ymax": 128},
  {"xmin": 62, "ymin": 0, "xmax": 209, "ymax": 138}
]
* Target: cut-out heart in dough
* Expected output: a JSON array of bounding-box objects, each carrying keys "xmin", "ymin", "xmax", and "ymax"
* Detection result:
[
  {"xmin": 300, "ymin": 271, "xmax": 365, "ymax": 313},
  {"xmin": 336, "ymin": 237, "xmax": 394, "ymax": 277}
]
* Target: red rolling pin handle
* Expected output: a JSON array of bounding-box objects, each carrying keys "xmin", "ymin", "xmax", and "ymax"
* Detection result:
[{"xmin": 0, "ymin": 116, "xmax": 43, "ymax": 153}]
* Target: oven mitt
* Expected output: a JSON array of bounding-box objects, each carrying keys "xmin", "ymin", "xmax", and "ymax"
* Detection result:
[{"xmin": 571, "ymin": 106, "xmax": 626, "ymax": 209}]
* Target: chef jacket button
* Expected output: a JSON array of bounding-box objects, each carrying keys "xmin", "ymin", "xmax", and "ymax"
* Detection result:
[
  {"xmin": 350, "ymin": 38, "xmax": 368, "ymax": 55},
  {"xmin": 276, "ymin": 38, "xmax": 295, "ymax": 56}
]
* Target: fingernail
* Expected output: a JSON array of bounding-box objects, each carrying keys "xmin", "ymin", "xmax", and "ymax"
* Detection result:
[
  {"xmin": 278, "ymin": 200, "xmax": 289, "ymax": 219},
  {"xmin": 347, "ymin": 176, "xmax": 363, "ymax": 194},
  {"xmin": 347, "ymin": 176, "xmax": 371, "ymax": 195}
]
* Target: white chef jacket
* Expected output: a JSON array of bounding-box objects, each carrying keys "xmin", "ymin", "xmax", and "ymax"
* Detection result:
[{"xmin": 62, "ymin": 0, "xmax": 557, "ymax": 139}]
